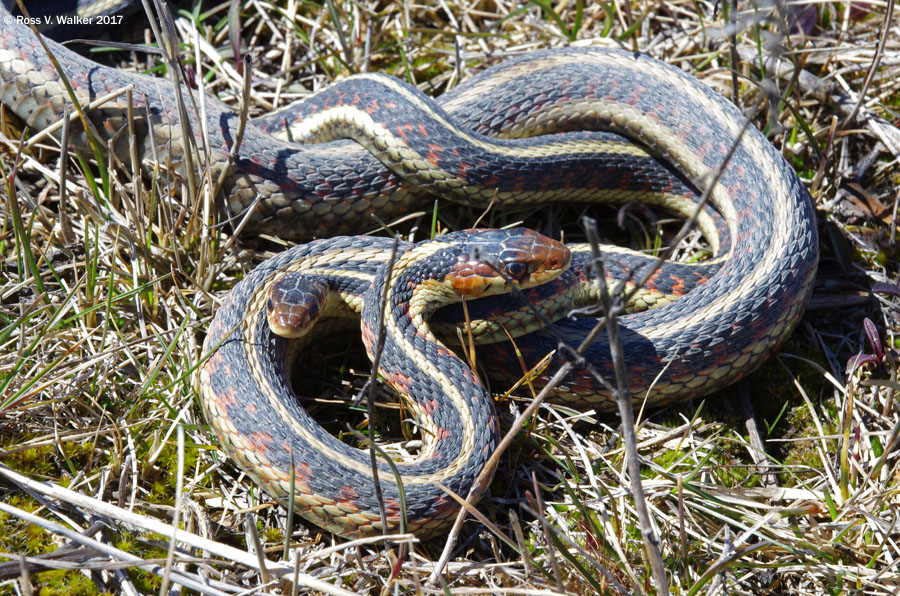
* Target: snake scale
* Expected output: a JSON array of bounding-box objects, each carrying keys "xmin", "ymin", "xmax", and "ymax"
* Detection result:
[{"xmin": 0, "ymin": 1, "xmax": 818, "ymax": 537}]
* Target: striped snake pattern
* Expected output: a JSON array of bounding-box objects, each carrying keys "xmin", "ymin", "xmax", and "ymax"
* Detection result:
[{"xmin": 0, "ymin": 1, "xmax": 818, "ymax": 537}]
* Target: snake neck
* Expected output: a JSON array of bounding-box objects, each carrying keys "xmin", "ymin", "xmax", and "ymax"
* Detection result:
[{"xmin": 360, "ymin": 240, "xmax": 500, "ymax": 464}]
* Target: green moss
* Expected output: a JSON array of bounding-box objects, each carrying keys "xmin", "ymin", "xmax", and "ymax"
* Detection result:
[
  {"xmin": 33, "ymin": 570, "xmax": 102, "ymax": 596},
  {"xmin": 0, "ymin": 498, "xmax": 50, "ymax": 554},
  {"xmin": 262, "ymin": 525, "xmax": 284, "ymax": 546},
  {"xmin": 8, "ymin": 446, "xmax": 57, "ymax": 477},
  {"xmin": 782, "ymin": 410, "xmax": 838, "ymax": 480},
  {"xmin": 650, "ymin": 447, "xmax": 687, "ymax": 471},
  {"xmin": 0, "ymin": 498, "xmax": 96, "ymax": 595},
  {"xmin": 0, "ymin": 426, "xmax": 201, "ymax": 592},
  {"xmin": 1, "ymin": 436, "xmax": 101, "ymax": 490},
  {"xmin": 134, "ymin": 435, "xmax": 202, "ymax": 506},
  {"xmin": 0, "ymin": 494, "xmax": 172, "ymax": 594},
  {"xmin": 111, "ymin": 531, "xmax": 166, "ymax": 593}
]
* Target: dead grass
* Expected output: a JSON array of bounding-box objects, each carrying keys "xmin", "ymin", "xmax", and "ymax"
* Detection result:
[{"xmin": 1, "ymin": 0, "xmax": 899, "ymax": 594}]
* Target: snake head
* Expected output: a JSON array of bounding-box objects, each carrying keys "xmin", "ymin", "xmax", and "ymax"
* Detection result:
[
  {"xmin": 444, "ymin": 228, "xmax": 570, "ymax": 297},
  {"xmin": 266, "ymin": 274, "xmax": 329, "ymax": 338}
]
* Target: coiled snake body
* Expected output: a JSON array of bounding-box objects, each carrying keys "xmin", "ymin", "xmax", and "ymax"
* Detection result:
[{"xmin": 0, "ymin": 2, "xmax": 818, "ymax": 537}]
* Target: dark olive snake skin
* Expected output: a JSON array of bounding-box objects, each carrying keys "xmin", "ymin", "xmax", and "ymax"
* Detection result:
[{"xmin": 0, "ymin": 1, "xmax": 818, "ymax": 537}]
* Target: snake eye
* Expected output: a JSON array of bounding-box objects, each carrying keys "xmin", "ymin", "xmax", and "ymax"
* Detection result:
[{"xmin": 504, "ymin": 261, "xmax": 527, "ymax": 279}]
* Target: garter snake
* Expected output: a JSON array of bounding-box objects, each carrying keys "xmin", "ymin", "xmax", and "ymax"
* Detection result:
[
  {"xmin": 202, "ymin": 229, "xmax": 571, "ymax": 536},
  {"xmin": 0, "ymin": 2, "xmax": 819, "ymax": 537}
]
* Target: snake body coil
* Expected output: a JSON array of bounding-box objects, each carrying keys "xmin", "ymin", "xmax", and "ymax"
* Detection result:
[
  {"xmin": 0, "ymin": 2, "xmax": 818, "ymax": 537},
  {"xmin": 201, "ymin": 229, "xmax": 569, "ymax": 536}
]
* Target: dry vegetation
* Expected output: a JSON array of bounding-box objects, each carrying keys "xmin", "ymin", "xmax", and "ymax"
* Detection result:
[{"xmin": 1, "ymin": 0, "xmax": 899, "ymax": 594}]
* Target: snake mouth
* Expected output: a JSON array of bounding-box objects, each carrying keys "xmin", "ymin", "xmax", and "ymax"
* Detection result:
[
  {"xmin": 528, "ymin": 266, "xmax": 567, "ymax": 287},
  {"xmin": 527, "ymin": 235, "xmax": 571, "ymax": 283}
]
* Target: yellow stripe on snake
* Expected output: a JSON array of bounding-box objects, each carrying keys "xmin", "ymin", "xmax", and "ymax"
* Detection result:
[{"xmin": 0, "ymin": 2, "xmax": 818, "ymax": 537}]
